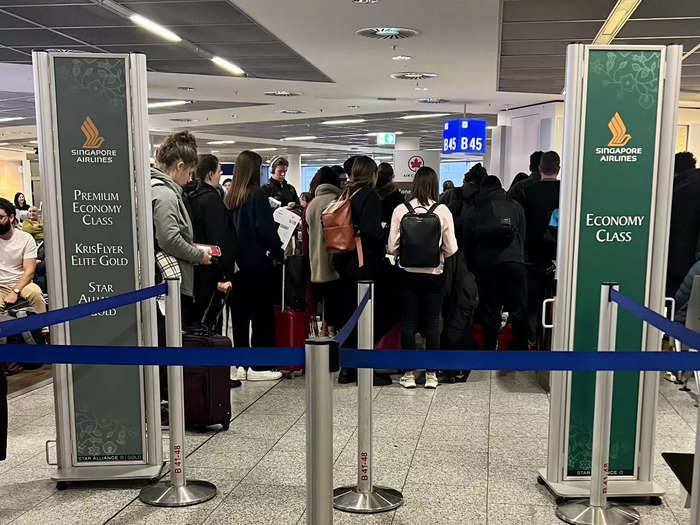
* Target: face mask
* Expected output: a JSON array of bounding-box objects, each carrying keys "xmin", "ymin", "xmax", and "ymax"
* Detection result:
[{"xmin": 0, "ymin": 221, "xmax": 12, "ymax": 235}]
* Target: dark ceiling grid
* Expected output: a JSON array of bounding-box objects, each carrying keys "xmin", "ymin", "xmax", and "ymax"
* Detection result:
[
  {"xmin": 0, "ymin": 0, "xmax": 333, "ymax": 82},
  {"xmin": 499, "ymin": 0, "xmax": 700, "ymax": 94}
]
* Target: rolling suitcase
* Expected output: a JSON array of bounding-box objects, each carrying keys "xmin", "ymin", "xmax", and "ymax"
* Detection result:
[
  {"xmin": 183, "ymin": 291, "xmax": 232, "ymax": 431},
  {"xmin": 274, "ymin": 258, "xmax": 310, "ymax": 374}
]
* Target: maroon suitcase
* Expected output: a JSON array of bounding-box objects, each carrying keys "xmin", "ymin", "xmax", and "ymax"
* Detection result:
[{"xmin": 182, "ymin": 333, "xmax": 232, "ymax": 431}]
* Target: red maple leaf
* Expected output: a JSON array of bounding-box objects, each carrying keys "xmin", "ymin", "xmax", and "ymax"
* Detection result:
[{"xmin": 409, "ymin": 156, "xmax": 423, "ymax": 170}]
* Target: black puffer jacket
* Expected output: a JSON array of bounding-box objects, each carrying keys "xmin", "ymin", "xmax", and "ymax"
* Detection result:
[
  {"xmin": 667, "ymin": 168, "xmax": 700, "ymax": 296},
  {"xmin": 262, "ymin": 178, "xmax": 299, "ymax": 206},
  {"xmin": 440, "ymin": 182, "xmax": 480, "ymax": 249},
  {"xmin": 441, "ymin": 251, "xmax": 478, "ymax": 349}
]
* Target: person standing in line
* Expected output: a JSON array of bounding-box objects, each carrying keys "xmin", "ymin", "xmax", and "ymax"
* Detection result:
[
  {"xmin": 222, "ymin": 178, "xmax": 232, "ymax": 195},
  {"xmin": 667, "ymin": 152, "xmax": 700, "ymax": 297},
  {"xmin": 440, "ymin": 163, "xmax": 487, "ymax": 249},
  {"xmin": 388, "ymin": 167, "xmax": 458, "ymax": 389},
  {"xmin": 439, "ymin": 180, "xmax": 454, "ymax": 201},
  {"xmin": 151, "ymin": 132, "xmax": 212, "ymax": 334},
  {"xmin": 331, "ymin": 165, "xmax": 348, "ymax": 189},
  {"xmin": 375, "ymin": 162, "xmax": 405, "ymax": 242},
  {"xmin": 225, "ymin": 150, "xmax": 283, "ymax": 382},
  {"xmin": 463, "ymin": 175, "xmax": 528, "ymax": 351},
  {"xmin": 306, "ymin": 167, "xmax": 343, "ymax": 336},
  {"xmin": 507, "ymin": 151, "xmax": 543, "ymax": 206},
  {"xmin": 520, "ymin": 151, "xmax": 560, "ymax": 350},
  {"xmin": 509, "ymin": 172, "xmax": 528, "ymax": 191},
  {"xmin": 334, "ymin": 156, "xmax": 391, "ymax": 386},
  {"xmin": 261, "ymin": 156, "xmax": 299, "ymax": 206}
]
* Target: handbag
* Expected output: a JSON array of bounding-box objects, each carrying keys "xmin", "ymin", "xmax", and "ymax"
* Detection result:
[{"xmin": 155, "ymin": 251, "xmax": 181, "ymax": 281}]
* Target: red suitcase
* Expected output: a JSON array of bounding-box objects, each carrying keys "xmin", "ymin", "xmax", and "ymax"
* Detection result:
[
  {"xmin": 472, "ymin": 322, "xmax": 513, "ymax": 351},
  {"xmin": 275, "ymin": 261, "xmax": 309, "ymax": 373}
]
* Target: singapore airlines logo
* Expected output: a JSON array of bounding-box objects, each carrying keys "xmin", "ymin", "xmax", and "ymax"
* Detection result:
[
  {"xmin": 81, "ymin": 116, "xmax": 105, "ymax": 149},
  {"xmin": 607, "ymin": 112, "xmax": 631, "ymax": 147}
]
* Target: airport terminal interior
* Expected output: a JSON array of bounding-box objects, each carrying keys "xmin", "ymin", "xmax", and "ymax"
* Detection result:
[{"xmin": 2, "ymin": 0, "xmax": 700, "ymax": 524}]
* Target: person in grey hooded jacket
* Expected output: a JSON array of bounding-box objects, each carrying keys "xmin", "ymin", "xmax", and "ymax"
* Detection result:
[{"xmin": 151, "ymin": 132, "xmax": 211, "ymax": 326}]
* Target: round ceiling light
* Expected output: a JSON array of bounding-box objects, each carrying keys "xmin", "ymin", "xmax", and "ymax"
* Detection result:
[
  {"xmin": 265, "ymin": 90, "xmax": 301, "ymax": 97},
  {"xmin": 417, "ymin": 97, "xmax": 449, "ymax": 104},
  {"xmin": 356, "ymin": 27, "xmax": 420, "ymax": 40},
  {"xmin": 352, "ymin": 0, "xmax": 379, "ymax": 3},
  {"xmin": 278, "ymin": 109, "xmax": 306, "ymax": 114},
  {"xmin": 392, "ymin": 55, "xmax": 412, "ymax": 61},
  {"xmin": 347, "ymin": 105, "xmax": 360, "ymax": 109},
  {"xmin": 177, "ymin": 86, "xmax": 195, "ymax": 92},
  {"xmin": 391, "ymin": 72, "xmax": 438, "ymax": 80}
]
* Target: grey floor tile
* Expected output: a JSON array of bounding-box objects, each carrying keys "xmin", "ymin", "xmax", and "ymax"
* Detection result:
[
  {"xmin": 489, "ymin": 435, "xmax": 548, "ymax": 467},
  {"xmin": 336, "ymin": 437, "xmax": 417, "ymax": 468},
  {"xmin": 333, "ymin": 509, "xmax": 395, "ymax": 524},
  {"xmin": 487, "ymin": 503, "xmax": 562, "ymax": 525},
  {"xmin": 0, "ymin": 465, "xmax": 57, "ymax": 510},
  {"xmin": 242, "ymin": 393, "xmax": 305, "ymax": 416},
  {"xmin": 186, "ymin": 437, "xmax": 271, "ymax": 471},
  {"xmin": 372, "ymin": 393, "xmax": 433, "ymax": 414},
  {"xmin": 0, "ymin": 508, "xmax": 28, "ymax": 525},
  {"xmin": 203, "ymin": 483, "xmax": 304, "ymax": 524},
  {"xmin": 223, "ymin": 413, "xmax": 299, "ymax": 441},
  {"xmin": 334, "ymin": 464, "xmax": 408, "ymax": 490},
  {"xmin": 487, "ymin": 465, "xmax": 554, "ymax": 506},
  {"xmin": 7, "ymin": 394, "xmax": 55, "ymax": 419},
  {"xmin": 489, "ymin": 413, "xmax": 550, "ymax": 438},
  {"xmin": 273, "ymin": 423, "xmax": 355, "ymax": 462},
  {"xmin": 406, "ymin": 450, "xmax": 487, "ymax": 489},
  {"xmin": 244, "ymin": 451, "xmax": 306, "ymax": 486},
  {"xmin": 489, "ymin": 392, "xmax": 549, "ymax": 415},
  {"xmin": 416, "ymin": 426, "xmax": 488, "ymax": 454}
]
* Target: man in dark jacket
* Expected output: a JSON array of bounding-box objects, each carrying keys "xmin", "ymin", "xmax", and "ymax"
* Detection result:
[
  {"xmin": 440, "ymin": 163, "xmax": 487, "ymax": 248},
  {"xmin": 667, "ymin": 152, "xmax": 700, "ymax": 297},
  {"xmin": 261, "ymin": 157, "xmax": 299, "ymax": 206},
  {"xmin": 464, "ymin": 175, "xmax": 527, "ymax": 350},
  {"xmin": 508, "ymin": 150, "xmax": 543, "ymax": 206}
]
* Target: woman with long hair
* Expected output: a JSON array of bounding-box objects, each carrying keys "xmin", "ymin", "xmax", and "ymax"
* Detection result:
[
  {"xmin": 224, "ymin": 151, "xmax": 283, "ymax": 381},
  {"xmin": 388, "ymin": 166, "xmax": 458, "ymax": 389},
  {"xmin": 13, "ymin": 193, "xmax": 29, "ymax": 211}
]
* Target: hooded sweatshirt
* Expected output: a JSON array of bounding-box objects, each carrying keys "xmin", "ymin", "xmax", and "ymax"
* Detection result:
[
  {"xmin": 306, "ymin": 183, "xmax": 342, "ymax": 283},
  {"xmin": 151, "ymin": 167, "xmax": 203, "ymax": 297}
]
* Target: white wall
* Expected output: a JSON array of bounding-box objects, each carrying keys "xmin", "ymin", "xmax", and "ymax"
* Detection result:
[
  {"xmin": 677, "ymin": 108, "xmax": 700, "ymax": 155},
  {"xmin": 494, "ymin": 101, "xmax": 564, "ymax": 188}
]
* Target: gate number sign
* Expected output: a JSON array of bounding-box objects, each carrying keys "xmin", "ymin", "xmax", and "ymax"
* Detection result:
[{"xmin": 442, "ymin": 118, "xmax": 487, "ymax": 154}]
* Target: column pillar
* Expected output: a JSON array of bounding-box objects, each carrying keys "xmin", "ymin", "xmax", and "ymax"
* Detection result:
[{"xmin": 286, "ymin": 153, "xmax": 301, "ymax": 192}]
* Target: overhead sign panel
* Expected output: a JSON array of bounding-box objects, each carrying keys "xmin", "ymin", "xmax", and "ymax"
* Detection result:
[
  {"xmin": 376, "ymin": 132, "xmax": 396, "ymax": 145},
  {"xmin": 442, "ymin": 118, "xmax": 486, "ymax": 154}
]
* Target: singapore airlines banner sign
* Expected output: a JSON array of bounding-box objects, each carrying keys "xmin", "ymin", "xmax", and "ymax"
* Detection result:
[{"xmin": 567, "ymin": 48, "xmax": 662, "ymax": 477}]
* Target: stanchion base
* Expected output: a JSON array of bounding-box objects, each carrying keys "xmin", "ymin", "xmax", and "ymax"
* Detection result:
[
  {"xmin": 139, "ymin": 480, "xmax": 217, "ymax": 507},
  {"xmin": 555, "ymin": 500, "xmax": 640, "ymax": 525},
  {"xmin": 333, "ymin": 485, "xmax": 404, "ymax": 513}
]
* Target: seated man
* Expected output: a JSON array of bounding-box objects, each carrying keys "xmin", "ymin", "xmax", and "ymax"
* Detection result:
[{"xmin": 0, "ymin": 198, "xmax": 45, "ymax": 313}]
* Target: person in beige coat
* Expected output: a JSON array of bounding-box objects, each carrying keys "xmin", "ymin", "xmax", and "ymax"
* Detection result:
[{"xmin": 305, "ymin": 167, "xmax": 342, "ymax": 335}]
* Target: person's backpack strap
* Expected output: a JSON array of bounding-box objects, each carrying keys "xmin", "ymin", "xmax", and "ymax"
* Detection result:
[
  {"xmin": 404, "ymin": 201, "xmax": 414, "ymax": 213},
  {"xmin": 427, "ymin": 203, "xmax": 440, "ymax": 214}
]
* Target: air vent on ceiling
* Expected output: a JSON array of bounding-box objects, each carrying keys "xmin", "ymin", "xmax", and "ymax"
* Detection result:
[
  {"xmin": 417, "ymin": 97, "xmax": 449, "ymax": 104},
  {"xmin": 390, "ymin": 72, "xmax": 438, "ymax": 80},
  {"xmin": 355, "ymin": 27, "xmax": 420, "ymax": 40},
  {"xmin": 278, "ymin": 109, "xmax": 306, "ymax": 114},
  {"xmin": 265, "ymin": 90, "xmax": 301, "ymax": 97}
]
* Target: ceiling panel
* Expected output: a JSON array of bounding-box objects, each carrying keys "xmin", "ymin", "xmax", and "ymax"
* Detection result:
[
  {"xmin": 502, "ymin": 21, "xmax": 603, "ymax": 41},
  {"xmin": 124, "ymin": 1, "xmax": 251, "ymax": 26},
  {"xmin": 619, "ymin": 19, "xmax": 700, "ymax": 39},
  {"xmin": 0, "ymin": 28, "xmax": 80, "ymax": 46},
  {"xmin": 2, "ymin": 5, "xmax": 127, "ymax": 27},
  {"xmin": 0, "ymin": 11, "xmax": 35, "ymax": 28},
  {"xmin": 175, "ymin": 24, "xmax": 271, "ymax": 44},
  {"xmin": 632, "ymin": 0, "xmax": 700, "ymax": 19},
  {"xmin": 147, "ymin": 99, "xmax": 266, "ymax": 114},
  {"xmin": 201, "ymin": 42, "xmax": 297, "ymax": 58},
  {"xmin": 501, "ymin": 0, "xmax": 613, "ymax": 22},
  {"xmin": 0, "ymin": 46, "xmax": 29, "ymax": 60},
  {"xmin": 100, "ymin": 43, "xmax": 199, "ymax": 59}
]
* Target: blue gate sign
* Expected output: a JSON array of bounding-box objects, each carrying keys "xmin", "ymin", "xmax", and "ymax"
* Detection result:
[{"xmin": 442, "ymin": 119, "xmax": 487, "ymax": 154}]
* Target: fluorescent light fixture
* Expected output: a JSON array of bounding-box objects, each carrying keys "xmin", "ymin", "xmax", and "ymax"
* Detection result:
[
  {"xmin": 30, "ymin": 140, "xmax": 38, "ymax": 144},
  {"xmin": 414, "ymin": 86, "xmax": 429, "ymax": 91},
  {"xmin": 281, "ymin": 136, "xmax": 317, "ymax": 141},
  {"xmin": 207, "ymin": 140, "xmax": 236, "ymax": 145},
  {"xmin": 130, "ymin": 14, "xmax": 181, "ymax": 42},
  {"xmin": 365, "ymin": 131, "xmax": 404, "ymax": 136},
  {"xmin": 321, "ymin": 118, "xmax": 367, "ymax": 125},
  {"xmin": 211, "ymin": 56, "xmax": 245, "ymax": 76},
  {"xmin": 210, "ymin": 150, "xmax": 220, "ymax": 153},
  {"xmin": 254, "ymin": 147, "xmax": 278, "ymax": 152},
  {"xmin": 399, "ymin": 113, "xmax": 450, "ymax": 120},
  {"xmin": 392, "ymin": 55, "xmax": 412, "ymax": 61},
  {"xmin": 147, "ymin": 100, "xmax": 192, "ymax": 109},
  {"xmin": 592, "ymin": 0, "xmax": 642, "ymax": 45},
  {"xmin": 0, "ymin": 116, "xmax": 25, "ymax": 123},
  {"xmin": 0, "ymin": 143, "xmax": 9, "ymax": 146},
  {"xmin": 486, "ymin": 125, "xmax": 497, "ymax": 130}
]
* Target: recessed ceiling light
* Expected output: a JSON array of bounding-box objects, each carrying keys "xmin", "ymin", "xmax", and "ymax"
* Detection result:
[
  {"xmin": 353, "ymin": 0, "xmax": 379, "ymax": 4},
  {"xmin": 265, "ymin": 90, "xmax": 301, "ymax": 97},
  {"xmin": 211, "ymin": 56, "xmax": 245, "ymax": 76},
  {"xmin": 356, "ymin": 27, "xmax": 420, "ymax": 40},
  {"xmin": 207, "ymin": 140, "xmax": 236, "ymax": 145},
  {"xmin": 322, "ymin": 118, "xmax": 367, "ymax": 125},
  {"xmin": 392, "ymin": 55, "xmax": 412, "ymax": 61},
  {"xmin": 178, "ymin": 86, "xmax": 195, "ymax": 92},
  {"xmin": 414, "ymin": 86, "xmax": 429, "ymax": 91},
  {"xmin": 399, "ymin": 113, "xmax": 450, "ymax": 120},
  {"xmin": 278, "ymin": 109, "xmax": 307, "ymax": 114},
  {"xmin": 0, "ymin": 116, "xmax": 25, "ymax": 123},
  {"xmin": 347, "ymin": 105, "xmax": 360, "ymax": 109},
  {"xmin": 281, "ymin": 136, "xmax": 317, "ymax": 141},
  {"xmin": 169, "ymin": 118, "xmax": 196, "ymax": 123},
  {"xmin": 390, "ymin": 72, "xmax": 438, "ymax": 80},
  {"xmin": 147, "ymin": 100, "xmax": 192, "ymax": 109},
  {"xmin": 417, "ymin": 97, "xmax": 449, "ymax": 104},
  {"xmin": 129, "ymin": 14, "xmax": 181, "ymax": 42},
  {"xmin": 254, "ymin": 147, "xmax": 278, "ymax": 152}
]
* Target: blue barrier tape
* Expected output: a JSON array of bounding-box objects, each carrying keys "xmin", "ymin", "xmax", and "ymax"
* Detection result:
[
  {"xmin": 339, "ymin": 348, "xmax": 700, "ymax": 371},
  {"xmin": 610, "ymin": 289, "xmax": 700, "ymax": 350},
  {"xmin": 0, "ymin": 283, "xmax": 167, "ymax": 339},
  {"xmin": 2, "ymin": 342, "xmax": 699, "ymax": 371},
  {"xmin": 333, "ymin": 288, "xmax": 371, "ymax": 347},
  {"xmin": 0, "ymin": 344, "xmax": 305, "ymax": 367}
]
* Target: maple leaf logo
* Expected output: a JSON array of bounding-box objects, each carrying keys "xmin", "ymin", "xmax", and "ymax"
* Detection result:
[{"xmin": 408, "ymin": 155, "xmax": 424, "ymax": 172}]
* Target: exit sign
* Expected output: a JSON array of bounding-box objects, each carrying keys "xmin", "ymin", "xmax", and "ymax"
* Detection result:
[{"xmin": 376, "ymin": 133, "xmax": 396, "ymax": 145}]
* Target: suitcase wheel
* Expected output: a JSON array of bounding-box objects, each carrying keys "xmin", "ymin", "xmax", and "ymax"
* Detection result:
[{"xmin": 222, "ymin": 420, "xmax": 230, "ymax": 431}]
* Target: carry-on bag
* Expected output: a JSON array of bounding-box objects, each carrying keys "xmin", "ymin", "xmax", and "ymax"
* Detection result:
[{"xmin": 274, "ymin": 259, "xmax": 309, "ymax": 374}]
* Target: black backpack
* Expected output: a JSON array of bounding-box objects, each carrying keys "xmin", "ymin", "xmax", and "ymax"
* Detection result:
[
  {"xmin": 474, "ymin": 200, "xmax": 516, "ymax": 249},
  {"xmin": 399, "ymin": 202, "xmax": 442, "ymax": 268}
]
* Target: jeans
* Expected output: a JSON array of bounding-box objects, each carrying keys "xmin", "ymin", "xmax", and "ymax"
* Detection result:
[
  {"xmin": 400, "ymin": 272, "xmax": 444, "ymax": 353},
  {"xmin": 231, "ymin": 271, "xmax": 275, "ymax": 370},
  {"xmin": 476, "ymin": 262, "xmax": 528, "ymax": 350}
]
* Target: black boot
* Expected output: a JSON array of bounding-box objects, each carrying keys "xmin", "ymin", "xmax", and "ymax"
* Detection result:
[{"xmin": 337, "ymin": 367, "xmax": 357, "ymax": 384}]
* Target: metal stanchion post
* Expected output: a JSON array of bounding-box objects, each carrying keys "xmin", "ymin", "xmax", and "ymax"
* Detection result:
[
  {"xmin": 140, "ymin": 278, "xmax": 217, "ymax": 507},
  {"xmin": 333, "ymin": 281, "xmax": 403, "ymax": 513},
  {"xmin": 305, "ymin": 337, "xmax": 336, "ymax": 525},
  {"xmin": 556, "ymin": 283, "xmax": 640, "ymax": 525},
  {"xmin": 690, "ymin": 400, "xmax": 700, "ymax": 525}
]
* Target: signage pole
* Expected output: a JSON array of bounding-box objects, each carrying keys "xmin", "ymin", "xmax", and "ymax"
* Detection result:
[
  {"xmin": 556, "ymin": 284, "xmax": 640, "ymax": 524},
  {"xmin": 139, "ymin": 278, "xmax": 217, "ymax": 507},
  {"xmin": 333, "ymin": 281, "xmax": 403, "ymax": 514}
]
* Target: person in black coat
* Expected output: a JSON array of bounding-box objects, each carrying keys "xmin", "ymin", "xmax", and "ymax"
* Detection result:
[
  {"xmin": 440, "ymin": 163, "xmax": 487, "ymax": 249},
  {"xmin": 185, "ymin": 154, "xmax": 235, "ymax": 325},
  {"xmin": 463, "ymin": 175, "xmax": 528, "ymax": 350},
  {"xmin": 261, "ymin": 156, "xmax": 299, "ymax": 206},
  {"xmin": 507, "ymin": 151, "xmax": 543, "ymax": 205},
  {"xmin": 667, "ymin": 152, "xmax": 700, "ymax": 296},
  {"xmin": 225, "ymin": 151, "xmax": 284, "ymax": 381},
  {"xmin": 375, "ymin": 162, "xmax": 405, "ymax": 241}
]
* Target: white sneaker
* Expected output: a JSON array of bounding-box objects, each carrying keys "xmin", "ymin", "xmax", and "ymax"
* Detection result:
[
  {"xmin": 399, "ymin": 373, "xmax": 416, "ymax": 389},
  {"xmin": 233, "ymin": 366, "xmax": 247, "ymax": 381},
  {"xmin": 424, "ymin": 372, "xmax": 438, "ymax": 389},
  {"xmin": 247, "ymin": 368, "xmax": 282, "ymax": 381}
]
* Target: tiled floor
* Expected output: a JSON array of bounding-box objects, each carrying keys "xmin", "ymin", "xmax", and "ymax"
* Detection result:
[{"xmin": 0, "ymin": 370, "xmax": 696, "ymax": 524}]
